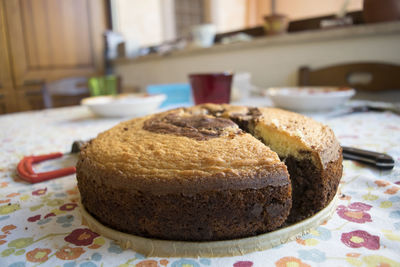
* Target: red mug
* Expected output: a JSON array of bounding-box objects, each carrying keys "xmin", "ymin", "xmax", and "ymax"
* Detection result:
[{"xmin": 189, "ymin": 72, "xmax": 233, "ymax": 105}]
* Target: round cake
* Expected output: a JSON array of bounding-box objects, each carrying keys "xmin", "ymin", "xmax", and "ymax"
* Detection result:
[{"xmin": 77, "ymin": 104, "xmax": 342, "ymax": 241}]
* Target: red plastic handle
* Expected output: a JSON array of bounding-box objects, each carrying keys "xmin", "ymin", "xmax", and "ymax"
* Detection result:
[{"xmin": 17, "ymin": 152, "xmax": 76, "ymax": 183}]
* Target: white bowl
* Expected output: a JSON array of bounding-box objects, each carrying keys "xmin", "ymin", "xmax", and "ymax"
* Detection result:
[
  {"xmin": 81, "ymin": 93, "xmax": 166, "ymax": 117},
  {"xmin": 265, "ymin": 87, "xmax": 355, "ymax": 111}
]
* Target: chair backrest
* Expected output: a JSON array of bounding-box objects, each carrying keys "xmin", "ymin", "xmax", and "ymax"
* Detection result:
[
  {"xmin": 299, "ymin": 62, "xmax": 400, "ymax": 92},
  {"xmin": 42, "ymin": 77, "xmax": 89, "ymax": 108}
]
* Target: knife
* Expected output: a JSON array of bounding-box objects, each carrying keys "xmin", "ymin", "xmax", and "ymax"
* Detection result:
[
  {"xmin": 329, "ymin": 103, "xmax": 400, "ymax": 118},
  {"xmin": 342, "ymin": 146, "xmax": 395, "ymax": 170},
  {"xmin": 349, "ymin": 104, "xmax": 400, "ymax": 115}
]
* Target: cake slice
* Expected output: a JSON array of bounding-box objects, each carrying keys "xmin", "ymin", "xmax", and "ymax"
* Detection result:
[{"xmin": 204, "ymin": 104, "xmax": 343, "ymax": 222}]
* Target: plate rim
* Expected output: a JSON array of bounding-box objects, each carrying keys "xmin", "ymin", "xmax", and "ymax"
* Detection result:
[
  {"xmin": 266, "ymin": 87, "xmax": 355, "ymax": 98},
  {"xmin": 81, "ymin": 93, "xmax": 166, "ymax": 106}
]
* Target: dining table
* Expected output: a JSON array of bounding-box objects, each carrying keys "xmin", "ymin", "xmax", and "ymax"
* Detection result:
[{"xmin": 0, "ymin": 99, "xmax": 399, "ymax": 267}]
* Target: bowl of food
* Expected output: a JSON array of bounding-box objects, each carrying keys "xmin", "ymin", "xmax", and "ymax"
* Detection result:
[
  {"xmin": 265, "ymin": 87, "xmax": 355, "ymax": 111},
  {"xmin": 81, "ymin": 93, "xmax": 166, "ymax": 117}
]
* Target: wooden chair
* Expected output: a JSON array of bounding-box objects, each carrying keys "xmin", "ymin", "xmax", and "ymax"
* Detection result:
[
  {"xmin": 42, "ymin": 77, "xmax": 90, "ymax": 109},
  {"xmin": 299, "ymin": 62, "xmax": 400, "ymax": 92}
]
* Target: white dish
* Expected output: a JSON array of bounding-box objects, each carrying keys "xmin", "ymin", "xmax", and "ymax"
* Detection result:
[
  {"xmin": 81, "ymin": 93, "xmax": 166, "ymax": 118},
  {"xmin": 265, "ymin": 87, "xmax": 355, "ymax": 111}
]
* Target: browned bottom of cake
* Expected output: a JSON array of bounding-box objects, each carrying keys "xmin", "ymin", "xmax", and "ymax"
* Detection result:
[
  {"xmin": 79, "ymin": 180, "xmax": 291, "ymax": 241},
  {"xmin": 285, "ymin": 154, "xmax": 343, "ymax": 223}
]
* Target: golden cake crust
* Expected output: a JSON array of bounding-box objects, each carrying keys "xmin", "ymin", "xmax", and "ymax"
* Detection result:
[{"xmin": 80, "ymin": 108, "xmax": 290, "ymax": 195}]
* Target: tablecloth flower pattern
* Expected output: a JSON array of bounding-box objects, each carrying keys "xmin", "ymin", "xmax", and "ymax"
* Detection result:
[{"xmin": 0, "ymin": 106, "xmax": 399, "ymax": 267}]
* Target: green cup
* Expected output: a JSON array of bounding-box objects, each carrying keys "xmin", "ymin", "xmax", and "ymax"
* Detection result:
[{"xmin": 88, "ymin": 75, "xmax": 120, "ymax": 96}]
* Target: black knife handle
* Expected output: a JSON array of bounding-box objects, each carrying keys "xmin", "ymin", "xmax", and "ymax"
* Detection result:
[{"xmin": 342, "ymin": 146, "xmax": 395, "ymax": 170}]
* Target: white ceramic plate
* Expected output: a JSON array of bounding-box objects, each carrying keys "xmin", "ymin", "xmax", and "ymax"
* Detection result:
[
  {"xmin": 265, "ymin": 87, "xmax": 355, "ymax": 111},
  {"xmin": 81, "ymin": 93, "xmax": 166, "ymax": 118}
]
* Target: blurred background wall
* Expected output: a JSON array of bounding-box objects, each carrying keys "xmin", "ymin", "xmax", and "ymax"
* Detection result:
[{"xmin": 111, "ymin": 0, "xmax": 364, "ymax": 46}]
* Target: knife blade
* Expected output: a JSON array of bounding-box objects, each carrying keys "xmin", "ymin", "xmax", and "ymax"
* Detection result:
[
  {"xmin": 342, "ymin": 146, "xmax": 395, "ymax": 170},
  {"xmin": 329, "ymin": 103, "xmax": 400, "ymax": 118},
  {"xmin": 350, "ymin": 104, "xmax": 400, "ymax": 115}
]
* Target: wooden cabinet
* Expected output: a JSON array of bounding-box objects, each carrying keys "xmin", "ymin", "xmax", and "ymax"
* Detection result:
[
  {"xmin": 0, "ymin": 4, "xmax": 12, "ymax": 90},
  {"xmin": 0, "ymin": 1, "xmax": 16, "ymax": 114},
  {"xmin": 0, "ymin": 91, "xmax": 16, "ymax": 114},
  {"xmin": 0, "ymin": 0, "xmax": 107, "ymax": 113}
]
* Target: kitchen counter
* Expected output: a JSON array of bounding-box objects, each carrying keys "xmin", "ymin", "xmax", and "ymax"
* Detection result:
[
  {"xmin": 113, "ymin": 21, "xmax": 400, "ymax": 93},
  {"xmin": 114, "ymin": 21, "xmax": 400, "ymax": 65}
]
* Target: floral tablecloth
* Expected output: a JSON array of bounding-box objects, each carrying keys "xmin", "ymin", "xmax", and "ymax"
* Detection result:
[{"xmin": 0, "ymin": 105, "xmax": 399, "ymax": 267}]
